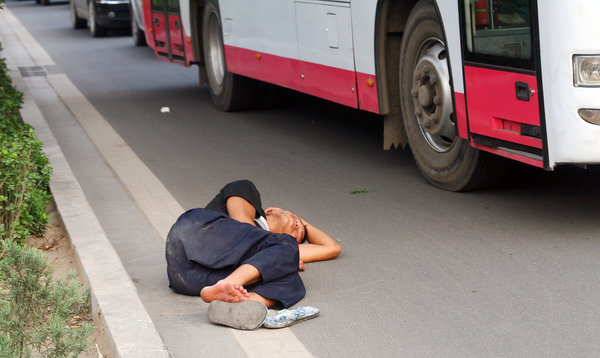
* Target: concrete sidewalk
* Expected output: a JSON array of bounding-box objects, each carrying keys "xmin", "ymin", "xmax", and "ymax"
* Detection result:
[{"xmin": 1, "ymin": 5, "xmax": 313, "ymax": 358}]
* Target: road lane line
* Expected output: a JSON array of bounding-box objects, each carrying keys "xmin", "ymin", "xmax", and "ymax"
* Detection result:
[
  {"xmin": 47, "ymin": 73, "xmax": 185, "ymax": 240},
  {"xmin": 2, "ymin": 6, "xmax": 314, "ymax": 357},
  {"xmin": 48, "ymin": 69, "xmax": 314, "ymax": 358},
  {"xmin": 1, "ymin": 6, "xmax": 54, "ymax": 67}
]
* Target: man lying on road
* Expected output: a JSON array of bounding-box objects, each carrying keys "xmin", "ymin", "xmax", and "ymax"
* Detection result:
[{"xmin": 165, "ymin": 180, "xmax": 341, "ymax": 329}]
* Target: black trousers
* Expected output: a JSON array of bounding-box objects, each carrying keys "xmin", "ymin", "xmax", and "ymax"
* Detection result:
[{"xmin": 166, "ymin": 209, "xmax": 305, "ymax": 308}]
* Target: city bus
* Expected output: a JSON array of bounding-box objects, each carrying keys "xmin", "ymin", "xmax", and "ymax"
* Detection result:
[{"xmin": 141, "ymin": 0, "xmax": 600, "ymax": 191}]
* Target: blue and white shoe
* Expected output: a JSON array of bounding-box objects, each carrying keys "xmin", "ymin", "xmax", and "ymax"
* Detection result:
[{"xmin": 263, "ymin": 306, "xmax": 319, "ymax": 329}]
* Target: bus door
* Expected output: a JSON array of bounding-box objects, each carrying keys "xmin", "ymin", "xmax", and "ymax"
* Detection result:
[
  {"xmin": 150, "ymin": 0, "xmax": 186, "ymax": 62},
  {"xmin": 461, "ymin": 0, "xmax": 546, "ymax": 167}
]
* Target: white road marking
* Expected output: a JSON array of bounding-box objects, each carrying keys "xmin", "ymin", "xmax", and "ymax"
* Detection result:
[
  {"xmin": 1, "ymin": 7, "xmax": 54, "ymax": 66},
  {"xmin": 47, "ymin": 73, "xmax": 184, "ymax": 240}
]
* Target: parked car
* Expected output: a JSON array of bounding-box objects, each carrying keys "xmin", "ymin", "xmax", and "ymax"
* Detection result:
[
  {"xmin": 70, "ymin": 0, "xmax": 131, "ymax": 37},
  {"xmin": 129, "ymin": 0, "xmax": 146, "ymax": 46}
]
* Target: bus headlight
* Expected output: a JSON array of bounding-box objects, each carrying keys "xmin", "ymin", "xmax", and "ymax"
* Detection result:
[
  {"xmin": 573, "ymin": 55, "xmax": 600, "ymax": 87},
  {"xmin": 578, "ymin": 109, "xmax": 600, "ymax": 125}
]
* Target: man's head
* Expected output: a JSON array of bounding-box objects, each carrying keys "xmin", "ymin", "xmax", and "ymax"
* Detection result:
[{"xmin": 265, "ymin": 207, "xmax": 306, "ymax": 243}]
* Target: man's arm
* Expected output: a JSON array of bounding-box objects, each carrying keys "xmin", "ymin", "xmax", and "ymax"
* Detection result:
[
  {"xmin": 298, "ymin": 219, "xmax": 341, "ymax": 263},
  {"xmin": 226, "ymin": 196, "xmax": 257, "ymax": 226}
]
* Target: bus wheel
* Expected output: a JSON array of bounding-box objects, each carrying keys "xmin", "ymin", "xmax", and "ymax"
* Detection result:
[
  {"xmin": 202, "ymin": 0, "xmax": 259, "ymax": 111},
  {"xmin": 131, "ymin": 13, "xmax": 147, "ymax": 46},
  {"xmin": 399, "ymin": 0, "xmax": 504, "ymax": 191},
  {"xmin": 70, "ymin": 0, "xmax": 86, "ymax": 29}
]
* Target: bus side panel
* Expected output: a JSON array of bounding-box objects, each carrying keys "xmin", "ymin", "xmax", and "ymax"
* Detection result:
[
  {"xmin": 152, "ymin": 12, "xmax": 168, "ymax": 53},
  {"xmin": 224, "ymin": 46, "xmax": 301, "ymax": 92},
  {"xmin": 141, "ymin": 0, "xmax": 154, "ymax": 46},
  {"xmin": 350, "ymin": 1, "xmax": 379, "ymax": 113},
  {"xmin": 221, "ymin": 0, "xmax": 360, "ymax": 108},
  {"xmin": 295, "ymin": 1, "xmax": 357, "ymax": 108},
  {"xmin": 168, "ymin": 14, "xmax": 185, "ymax": 58},
  {"xmin": 220, "ymin": 0, "xmax": 298, "ymax": 60},
  {"xmin": 298, "ymin": 62, "xmax": 358, "ymax": 108},
  {"xmin": 356, "ymin": 72, "xmax": 379, "ymax": 113},
  {"xmin": 465, "ymin": 66, "xmax": 543, "ymax": 150},
  {"xmin": 224, "ymin": 46, "xmax": 358, "ymax": 108}
]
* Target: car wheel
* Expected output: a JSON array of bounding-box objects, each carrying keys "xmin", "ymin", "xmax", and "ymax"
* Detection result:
[
  {"xmin": 88, "ymin": 1, "xmax": 107, "ymax": 37},
  {"xmin": 71, "ymin": 0, "xmax": 87, "ymax": 29},
  {"xmin": 131, "ymin": 13, "xmax": 146, "ymax": 46},
  {"xmin": 202, "ymin": 0, "xmax": 259, "ymax": 111},
  {"xmin": 399, "ymin": 0, "xmax": 505, "ymax": 191}
]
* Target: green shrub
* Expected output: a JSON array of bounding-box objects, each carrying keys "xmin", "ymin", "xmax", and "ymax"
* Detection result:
[
  {"xmin": 0, "ymin": 45, "xmax": 52, "ymax": 244},
  {"xmin": 0, "ymin": 239, "xmax": 94, "ymax": 358}
]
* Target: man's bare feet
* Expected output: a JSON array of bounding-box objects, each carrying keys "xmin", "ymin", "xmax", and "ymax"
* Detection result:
[{"xmin": 201, "ymin": 280, "xmax": 250, "ymax": 303}]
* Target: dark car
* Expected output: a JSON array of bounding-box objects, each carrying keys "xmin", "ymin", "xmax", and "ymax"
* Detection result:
[{"xmin": 70, "ymin": 0, "xmax": 131, "ymax": 37}]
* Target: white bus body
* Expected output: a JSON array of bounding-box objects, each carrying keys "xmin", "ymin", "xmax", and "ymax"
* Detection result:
[{"xmin": 143, "ymin": 0, "xmax": 600, "ymax": 190}]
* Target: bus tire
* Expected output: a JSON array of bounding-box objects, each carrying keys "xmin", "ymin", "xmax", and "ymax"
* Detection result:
[
  {"xmin": 89, "ymin": 2, "xmax": 107, "ymax": 37},
  {"xmin": 202, "ymin": 0, "xmax": 259, "ymax": 111},
  {"xmin": 71, "ymin": 0, "xmax": 86, "ymax": 29},
  {"xmin": 399, "ymin": 0, "xmax": 504, "ymax": 191},
  {"xmin": 131, "ymin": 12, "xmax": 147, "ymax": 46}
]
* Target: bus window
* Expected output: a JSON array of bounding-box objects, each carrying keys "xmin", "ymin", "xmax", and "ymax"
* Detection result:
[
  {"xmin": 464, "ymin": 0, "xmax": 533, "ymax": 68},
  {"xmin": 151, "ymin": 0, "xmax": 163, "ymax": 12},
  {"xmin": 167, "ymin": 0, "xmax": 178, "ymax": 13}
]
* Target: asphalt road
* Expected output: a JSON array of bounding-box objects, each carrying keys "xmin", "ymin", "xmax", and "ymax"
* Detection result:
[{"xmin": 7, "ymin": 1, "xmax": 600, "ymax": 356}]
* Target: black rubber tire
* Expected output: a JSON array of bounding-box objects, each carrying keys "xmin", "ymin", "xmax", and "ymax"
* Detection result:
[
  {"xmin": 399, "ymin": 0, "xmax": 505, "ymax": 191},
  {"xmin": 70, "ymin": 0, "xmax": 86, "ymax": 29},
  {"xmin": 89, "ymin": 2, "xmax": 107, "ymax": 37},
  {"xmin": 41, "ymin": 0, "xmax": 50, "ymax": 6},
  {"xmin": 131, "ymin": 12, "xmax": 146, "ymax": 46},
  {"xmin": 202, "ymin": 0, "xmax": 259, "ymax": 111}
]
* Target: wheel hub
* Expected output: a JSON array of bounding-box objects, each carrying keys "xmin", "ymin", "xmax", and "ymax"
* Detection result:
[{"xmin": 411, "ymin": 42, "xmax": 456, "ymax": 153}]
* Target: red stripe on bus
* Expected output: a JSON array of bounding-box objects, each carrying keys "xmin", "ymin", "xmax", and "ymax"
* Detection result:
[{"xmin": 224, "ymin": 45, "xmax": 380, "ymax": 113}]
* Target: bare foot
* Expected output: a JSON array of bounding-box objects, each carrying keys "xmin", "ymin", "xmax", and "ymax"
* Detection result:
[{"xmin": 201, "ymin": 280, "xmax": 250, "ymax": 303}]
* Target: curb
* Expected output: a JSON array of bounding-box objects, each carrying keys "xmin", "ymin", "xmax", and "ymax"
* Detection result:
[
  {"xmin": 14, "ymin": 67, "xmax": 171, "ymax": 358},
  {"xmin": 2, "ymin": 17, "xmax": 171, "ymax": 358}
]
